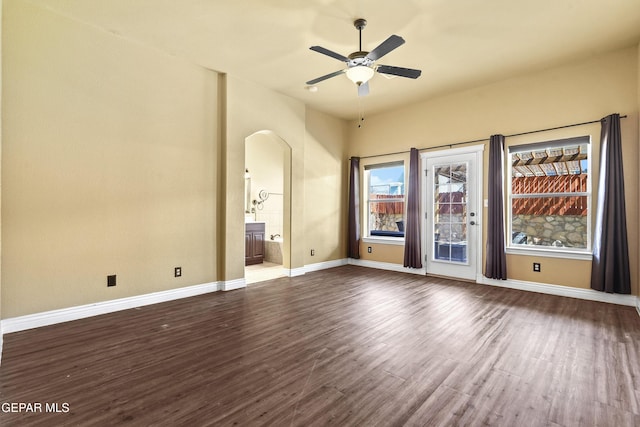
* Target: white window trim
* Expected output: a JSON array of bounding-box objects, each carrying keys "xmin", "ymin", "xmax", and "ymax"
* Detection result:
[
  {"xmin": 363, "ymin": 161, "xmax": 406, "ymax": 242},
  {"xmin": 362, "ymin": 236, "xmax": 405, "ymax": 246},
  {"xmin": 506, "ymin": 136, "xmax": 592, "ymax": 257},
  {"xmin": 506, "ymin": 246, "xmax": 592, "ymax": 260}
]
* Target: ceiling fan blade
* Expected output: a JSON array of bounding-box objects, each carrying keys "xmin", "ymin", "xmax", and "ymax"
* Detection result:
[
  {"xmin": 310, "ymin": 46, "xmax": 350, "ymax": 63},
  {"xmin": 306, "ymin": 69, "xmax": 346, "ymax": 85},
  {"xmin": 358, "ymin": 81, "xmax": 370, "ymax": 97},
  {"xmin": 366, "ymin": 35, "xmax": 405, "ymax": 61},
  {"xmin": 377, "ymin": 65, "xmax": 422, "ymax": 79}
]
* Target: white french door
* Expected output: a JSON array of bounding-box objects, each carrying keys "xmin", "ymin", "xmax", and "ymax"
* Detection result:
[{"xmin": 422, "ymin": 146, "xmax": 484, "ymax": 281}]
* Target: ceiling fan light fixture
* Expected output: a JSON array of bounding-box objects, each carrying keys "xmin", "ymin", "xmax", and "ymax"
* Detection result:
[{"xmin": 346, "ymin": 65, "xmax": 374, "ymax": 86}]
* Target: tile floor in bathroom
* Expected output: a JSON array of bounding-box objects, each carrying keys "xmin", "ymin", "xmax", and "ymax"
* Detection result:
[{"xmin": 245, "ymin": 261, "xmax": 287, "ymax": 284}]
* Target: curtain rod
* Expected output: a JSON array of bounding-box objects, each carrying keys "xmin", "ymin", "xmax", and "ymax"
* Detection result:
[
  {"xmin": 350, "ymin": 114, "xmax": 627, "ymax": 160},
  {"xmin": 506, "ymin": 115, "xmax": 627, "ymax": 138}
]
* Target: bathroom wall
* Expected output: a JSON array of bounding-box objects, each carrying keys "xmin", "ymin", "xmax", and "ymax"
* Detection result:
[{"xmin": 245, "ymin": 132, "xmax": 285, "ymax": 239}]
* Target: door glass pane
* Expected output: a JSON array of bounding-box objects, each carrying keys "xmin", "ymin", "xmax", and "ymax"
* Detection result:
[{"xmin": 433, "ymin": 162, "xmax": 468, "ymax": 263}]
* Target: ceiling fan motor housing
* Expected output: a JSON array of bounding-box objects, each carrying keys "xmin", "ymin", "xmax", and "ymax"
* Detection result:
[{"xmin": 348, "ymin": 51, "xmax": 374, "ymax": 67}]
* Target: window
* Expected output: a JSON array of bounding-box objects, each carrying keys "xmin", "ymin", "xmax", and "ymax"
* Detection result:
[
  {"xmin": 365, "ymin": 162, "xmax": 405, "ymax": 239},
  {"xmin": 508, "ymin": 137, "xmax": 590, "ymax": 253}
]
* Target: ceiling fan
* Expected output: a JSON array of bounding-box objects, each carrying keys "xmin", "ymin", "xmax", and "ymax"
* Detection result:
[{"xmin": 306, "ymin": 18, "xmax": 422, "ymax": 96}]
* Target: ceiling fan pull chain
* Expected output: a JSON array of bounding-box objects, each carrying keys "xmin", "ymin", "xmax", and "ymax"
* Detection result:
[{"xmin": 357, "ymin": 98, "xmax": 365, "ymax": 128}]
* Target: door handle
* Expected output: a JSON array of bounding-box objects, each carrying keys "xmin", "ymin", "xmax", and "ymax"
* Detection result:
[{"xmin": 470, "ymin": 221, "xmax": 476, "ymax": 225}]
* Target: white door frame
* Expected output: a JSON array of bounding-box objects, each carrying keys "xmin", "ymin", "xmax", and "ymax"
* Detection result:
[{"xmin": 421, "ymin": 144, "xmax": 484, "ymax": 281}]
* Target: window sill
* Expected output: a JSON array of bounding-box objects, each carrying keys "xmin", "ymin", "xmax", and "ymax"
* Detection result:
[
  {"xmin": 506, "ymin": 246, "xmax": 591, "ymax": 261},
  {"xmin": 363, "ymin": 236, "xmax": 405, "ymax": 246}
]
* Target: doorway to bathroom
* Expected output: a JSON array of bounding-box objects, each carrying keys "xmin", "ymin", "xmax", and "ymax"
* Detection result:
[{"xmin": 244, "ymin": 131, "xmax": 291, "ymax": 284}]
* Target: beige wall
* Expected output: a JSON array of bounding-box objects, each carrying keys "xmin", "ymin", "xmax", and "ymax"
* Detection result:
[
  {"xmin": 638, "ymin": 41, "xmax": 640, "ymax": 298},
  {"xmin": 349, "ymin": 46, "xmax": 639, "ymax": 296},
  {"xmin": 304, "ymin": 108, "xmax": 348, "ymax": 265},
  {"xmin": 2, "ymin": 1, "xmax": 219, "ymax": 317},
  {"xmin": 1, "ymin": 0, "xmax": 3, "ymax": 342}
]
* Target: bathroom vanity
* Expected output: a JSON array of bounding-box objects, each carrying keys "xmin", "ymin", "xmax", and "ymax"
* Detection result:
[{"xmin": 245, "ymin": 222, "xmax": 265, "ymax": 266}]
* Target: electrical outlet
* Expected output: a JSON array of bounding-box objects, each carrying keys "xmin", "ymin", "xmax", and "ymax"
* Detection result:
[
  {"xmin": 174, "ymin": 267, "xmax": 182, "ymax": 277},
  {"xmin": 367, "ymin": 246, "xmax": 372, "ymax": 253},
  {"xmin": 533, "ymin": 262, "xmax": 541, "ymax": 272},
  {"xmin": 310, "ymin": 249, "xmax": 315, "ymax": 256},
  {"xmin": 107, "ymin": 274, "xmax": 116, "ymax": 287}
]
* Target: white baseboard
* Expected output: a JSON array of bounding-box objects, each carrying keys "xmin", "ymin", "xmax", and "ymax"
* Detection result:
[
  {"xmin": 477, "ymin": 274, "xmax": 638, "ymax": 308},
  {"xmin": 220, "ymin": 278, "xmax": 246, "ymax": 291},
  {"xmin": 348, "ymin": 258, "xmax": 638, "ymax": 309},
  {"xmin": 285, "ymin": 267, "xmax": 307, "ymax": 277},
  {"xmin": 348, "ymin": 258, "xmax": 426, "ymax": 275},
  {"xmin": 1, "ymin": 281, "xmax": 220, "ymax": 334},
  {"xmin": 304, "ymin": 258, "xmax": 348, "ymax": 273}
]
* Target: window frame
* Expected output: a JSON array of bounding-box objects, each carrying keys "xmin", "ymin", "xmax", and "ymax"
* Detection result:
[
  {"xmin": 506, "ymin": 136, "xmax": 592, "ymax": 260},
  {"xmin": 362, "ymin": 161, "xmax": 406, "ymax": 245}
]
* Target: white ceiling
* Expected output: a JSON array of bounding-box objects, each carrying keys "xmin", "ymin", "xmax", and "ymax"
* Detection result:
[{"xmin": 35, "ymin": 0, "xmax": 640, "ymax": 119}]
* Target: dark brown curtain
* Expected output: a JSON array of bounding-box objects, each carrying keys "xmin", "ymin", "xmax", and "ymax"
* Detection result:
[
  {"xmin": 404, "ymin": 148, "xmax": 422, "ymax": 269},
  {"xmin": 348, "ymin": 157, "xmax": 361, "ymax": 259},
  {"xmin": 591, "ymin": 114, "xmax": 630, "ymax": 294},
  {"xmin": 485, "ymin": 134, "xmax": 507, "ymax": 280}
]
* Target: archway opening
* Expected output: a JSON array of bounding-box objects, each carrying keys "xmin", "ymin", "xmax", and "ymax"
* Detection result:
[{"xmin": 244, "ymin": 130, "xmax": 292, "ymax": 284}]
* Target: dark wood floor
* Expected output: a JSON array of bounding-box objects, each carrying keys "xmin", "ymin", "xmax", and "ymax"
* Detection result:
[{"xmin": 1, "ymin": 265, "xmax": 639, "ymax": 426}]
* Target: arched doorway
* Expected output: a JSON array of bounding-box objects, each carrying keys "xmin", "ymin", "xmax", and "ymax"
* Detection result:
[{"xmin": 244, "ymin": 130, "xmax": 292, "ymax": 284}]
